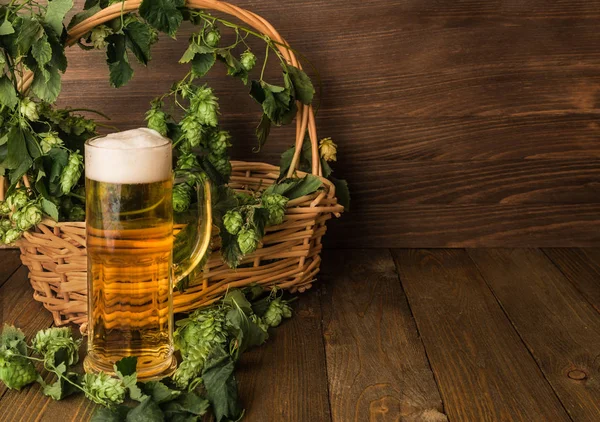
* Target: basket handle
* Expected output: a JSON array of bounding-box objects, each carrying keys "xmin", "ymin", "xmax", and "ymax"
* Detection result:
[{"xmin": 18, "ymin": 0, "xmax": 322, "ymax": 177}]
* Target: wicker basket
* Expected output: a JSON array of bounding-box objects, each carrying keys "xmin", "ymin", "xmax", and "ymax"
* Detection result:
[{"xmin": 10, "ymin": 0, "xmax": 343, "ymax": 327}]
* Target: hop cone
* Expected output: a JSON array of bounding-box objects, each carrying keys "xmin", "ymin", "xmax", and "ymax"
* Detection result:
[
  {"xmin": 264, "ymin": 298, "xmax": 293, "ymax": 328},
  {"xmin": 82, "ymin": 372, "xmax": 126, "ymax": 406},
  {"xmin": 173, "ymin": 184, "xmax": 192, "ymax": 213},
  {"xmin": 19, "ymin": 98, "xmax": 39, "ymax": 121},
  {"xmin": 32, "ymin": 327, "xmax": 80, "ymax": 366},
  {"xmin": 39, "ymin": 132, "xmax": 63, "ymax": 154},
  {"xmin": 191, "ymin": 87, "xmax": 219, "ymax": 127},
  {"xmin": 208, "ymin": 130, "xmax": 231, "ymax": 156},
  {"xmin": 177, "ymin": 153, "xmax": 199, "ymax": 171},
  {"xmin": 6, "ymin": 190, "xmax": 29, "ymax": 211},
  {"xmin": 16, "ymin": 204, "xmax": 42, "ymax": 231},
  {"xmin": 262, "ymin": 193, "xmax": 288, "ymax": 226},
  {"xmin": 237, "ymin": 228, "xmax": 259, "ymax": 255},
  {"xmin": 69, "ymin": 206, "xmax": 85, "ymax": 222},
  {"xmin": 91, "ymin": 25, "xmax": 112, "ymax": 49},
  {"xmin": 3, "ymin": 229, "xmax": 21, "ymax": 244},
  {"xmin": 207, "ymin": 153, "xmax": 231, "ymax": 179},
  {"xmin": 60, "ymin": 152, "xmax": 83, "ymax": 195},
  {"xmin": 0, "ymin": 356, "xmax": 37, "ymax": 390},
  {"xmin": 223, "ymin": 211, "xmax": 243, "ymax": 235},
  {"xmin": 240, "ymin": 51, "xmax": 256, "ymax": 71},
  {"xmin": 0, "ymin": 201, "xmax": 10, "ymax": 216},
  {"xmin": 173, "ymin": 308, "xmax": 228, "ymax": 388}
]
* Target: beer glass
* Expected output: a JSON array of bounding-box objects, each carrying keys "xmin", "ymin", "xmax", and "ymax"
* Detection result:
[{"xmin": 83, "ymin": 128, "xmax": 212, "ymax": 380}]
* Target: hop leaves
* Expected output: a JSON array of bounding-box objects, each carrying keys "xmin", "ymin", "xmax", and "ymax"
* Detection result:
[
  {"xmin": 59, "ymin": 151, "xmax": 83, "ymax": 195},
  {"xmin": 82, "ymin": 372, "xmax": 127, "ymax": 406}
]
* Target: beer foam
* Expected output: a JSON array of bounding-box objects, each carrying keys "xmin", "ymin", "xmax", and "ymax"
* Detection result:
[{"xmin": 85, "ymin": 128, "xmax": 172, "ymax": 184}]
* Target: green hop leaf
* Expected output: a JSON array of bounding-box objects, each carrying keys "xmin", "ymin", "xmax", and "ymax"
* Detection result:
[
  {"xmin": 173, "ymin": 183, "xmax": 192, "ymax": 213},
  {"xmin": 240, "ymin": 50, "xmax": 256, "ymax": 71},
  {"xmin": 237, "ymin": 227, "xmax": 259, "ymax": 255},
  {"xmin": 223, "ymin": 210, "xmax": 243, "ymax": 235},
  {"xmin": 19, "ymin": 98, "xmax": 39, "ymax": 121},
  {"xmin": 59, "ymin": 151, "xmax": 83, "ymax": 194},
  {"xmin": 82, "ymin": 372, "xmax": 126, "ymax": 406}
]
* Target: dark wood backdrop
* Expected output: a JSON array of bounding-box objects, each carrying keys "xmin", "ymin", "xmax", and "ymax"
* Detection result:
[{"xmin": 60, "ymin": 0, "xmax": 600, "ymax": 247}]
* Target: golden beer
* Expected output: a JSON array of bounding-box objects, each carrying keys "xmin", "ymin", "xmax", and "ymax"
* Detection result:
[
  {"xmin": 84, "ymin": 128, "xmax": 212, "ymax": 380},
  {"xmin": 85, "ymin": 178, "xmax": 175, "ymax": 379}
]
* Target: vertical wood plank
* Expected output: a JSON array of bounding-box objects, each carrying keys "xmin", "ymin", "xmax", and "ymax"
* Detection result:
[
  {"xmin": 236, "ymin": 289, "xmax": 332, "ymax": 421},
  {"xmin": 319, "ymin": 249, "xmax": 447, "ymax": 422},
  {"xmin": 393, "ymin": 249, "xmax": 571, "ymax": 421},
  {"xmin": 543, "ymin": 248, "xmax": 600, "ymax": 314},
  {"xmin": 468, "ymin": 248, "xmax": 600, "ymax": 421},
  {"xmin": 0, "ymin": 250, "xmax": 21, "ymax": 288}
]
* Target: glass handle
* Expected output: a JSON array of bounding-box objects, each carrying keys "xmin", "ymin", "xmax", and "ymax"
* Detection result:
[{"xmin": 173, "ymin": 179, "xmax": 212, "ymax": 283}]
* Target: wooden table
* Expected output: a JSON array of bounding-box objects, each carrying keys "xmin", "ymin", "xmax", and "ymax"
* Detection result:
[{"xmin": 2, "ymin": 248, "xmax": 600, "ymax": 421}]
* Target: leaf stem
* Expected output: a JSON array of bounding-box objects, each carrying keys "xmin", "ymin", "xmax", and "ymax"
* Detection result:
[{"xmin": 259, "ymin": 42, "xmax": 269, "ymax": 82}]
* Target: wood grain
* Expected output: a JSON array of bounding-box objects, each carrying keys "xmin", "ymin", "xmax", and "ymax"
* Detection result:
[
  {"xmin": 468, "ymin": 249, "xmax": 600, "ymax": 421},
  {"xmin": 543, "ymin": 248, "xmax": 600, "ymax": 314},
  {"xmin": 327, "ymin": 204, "xmax": 600, "ymax": 248},
  {"xmin": 0, "ymin": 250, "xmax": 20, "ymax": 288},
  {"xmin": 319, "ymin": 249, "xmax": 446, "ymax": 422},
  {"xmin": 392, "ymin": 249, "xmax": 571, "ymax": 421},
  {"xmin": 236, "ymin": 289, "xmax": 331, "ymax": 422},
  {"xmin": 341, "ymin": 159, "xmax": 600, "ymax": 206},
  {"xmin": 54, "ymin": 0, "xmax": 600, "ymax": 246}
]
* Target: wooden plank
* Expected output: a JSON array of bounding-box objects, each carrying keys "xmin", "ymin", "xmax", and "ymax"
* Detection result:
[
  {"xmin": 236, "ymin": 288, "xmax": 332, "ymax": 421},
  {"xmin": 392, "ymin": 249, "xmax": 571, "ymax": 421},
  {"xmin": 543, "ymin": 248, "xmax": 600, "ymax": 314},
  {"xmin": 319, "ymin": 249, "xmax": 447, "ymax": 421},
  {"xmin": 0, "ymin": 250, "xmax": 21, "ymax": 288},
  {"xmin": 326, "ymin": 204, "xmax": 600, "ymax": 248},
  {"xmin": 342, "ymin": 159, "xmax": 600, "ymax": 205},
  {"xmin": 468, "ymin": 248, "xmax": 600, "ymax": 421}
]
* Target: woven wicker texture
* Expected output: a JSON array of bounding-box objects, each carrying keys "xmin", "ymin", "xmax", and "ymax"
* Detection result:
[{"xmin": 11, "ymin": 1, "xmax": 343, "ymax": 326}]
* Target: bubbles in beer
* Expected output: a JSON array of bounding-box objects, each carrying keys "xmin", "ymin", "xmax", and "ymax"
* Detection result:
[{"xmin": 85, "ymin": 128, "xmax": 172, "ymax": 184}]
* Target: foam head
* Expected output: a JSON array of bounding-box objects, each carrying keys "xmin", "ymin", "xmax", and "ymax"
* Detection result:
[{"xmin": 85, "ymin": 128, "xmax": 172, "ymax": 184}]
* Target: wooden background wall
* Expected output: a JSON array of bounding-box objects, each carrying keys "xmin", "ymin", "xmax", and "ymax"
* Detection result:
[{"xmin": 60, "ymin": 0, "xmax": 600, "ymax": 247}]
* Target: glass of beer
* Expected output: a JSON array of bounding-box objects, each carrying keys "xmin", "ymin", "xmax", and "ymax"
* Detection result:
[{"xmin": 83, "ymin": 128, "xmax": 212, "ymax": 380}]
